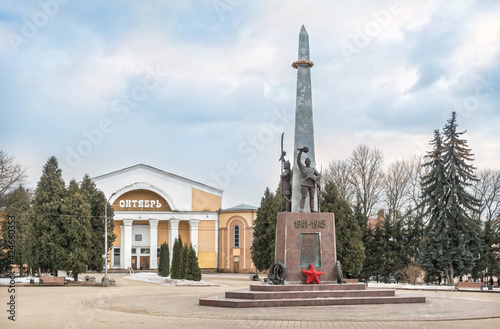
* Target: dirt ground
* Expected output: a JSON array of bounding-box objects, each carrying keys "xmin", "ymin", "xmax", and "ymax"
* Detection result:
[{"xmin": 2, "ymin": 272, "xmax": 500, "ymax": 329}]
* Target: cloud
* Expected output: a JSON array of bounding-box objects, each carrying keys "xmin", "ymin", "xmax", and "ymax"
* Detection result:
[{"xmin": 1, "ymin": 0, "xmax": 500, "ymax": 208}]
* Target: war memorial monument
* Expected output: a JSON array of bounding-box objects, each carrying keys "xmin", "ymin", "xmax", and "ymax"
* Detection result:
[{"xmin": 200, "ymin": 26, "xmax": 425, "ymax": 307}]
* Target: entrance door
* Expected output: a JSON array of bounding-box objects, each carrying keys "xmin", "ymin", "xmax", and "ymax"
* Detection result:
[
  {"xmin": 233, "ymin": 256, "xmax": 240, "ymax": 273},
  {"xmin": 140, "ymin": 256, "xmax": 150, "ymax": 270},
  {"xmin": 131, "ymin": 256, "xmax": 137, "ymax": 270}
]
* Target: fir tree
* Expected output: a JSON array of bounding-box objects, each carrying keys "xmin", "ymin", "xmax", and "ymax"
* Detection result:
[
  {"xmin": 418, "ymin": 129, "xmax": 447, "ymax": 281},
  {"xmin": 59, "ymin": 180, "xmax": 93, "ymax": 281},
  {"xmin": 361, "ymin": 223, "xmax": 384, "ymax": 281},
  {"xmin": 404, "ymin": 209, "xmax": 424, "ymax": 263},
  {"xmin": 80, "ymin": 174, "xmax": 116, "ymax": 272},
  {"xmin": 475, "ymin": 217, "xmax": 500, "ymax": 278},
  {"xmin": 24, "ymin": 156, "xmax": 66, "ymax": 274},
  {"xmin": 321, "ymin": 180, "xmax": 365, "ymax": 276},
  {"xmin": 384, "ymin": 214, "xmax": 408, "ymax": 282},
  {"xmin": 170, "ymin": 236, "xmax": 183, "ymax": 279},
  {"xmin": 420, "ymin": 113, "xmax": 482, "ymax": 284},
  {"xmin": 251, "ymin": 186, "xmax": 280, "ymax": 271}
]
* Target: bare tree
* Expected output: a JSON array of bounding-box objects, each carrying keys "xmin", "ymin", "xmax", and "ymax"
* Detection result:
[
  {"xmin": 383, "ymin": 158, "xmax": 413, "ymax": 220},
  {"xmin": 347, "ymin": 145, "xmax": 384, "ymax": 218},
  {"xmin": 0, "ymin": 150, "xmax": 28, "ymax": 201},
  {"xmin": 324, "ymin": 159, "xmax": 354, "ymax": 204},
  {"xmin": 471, "ymin": 168, "xmax": 500, "ymax": 223},
  {"xmin": 406, "ymin": 155, "xmax": 425, "ymax": 218}
]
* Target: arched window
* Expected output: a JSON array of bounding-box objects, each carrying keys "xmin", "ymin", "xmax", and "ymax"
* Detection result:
[{"xmin": 234, "ymin": 225, "xmax": 240, "ymax": 248}]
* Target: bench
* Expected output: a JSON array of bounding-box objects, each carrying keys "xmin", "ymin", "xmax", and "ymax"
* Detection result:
[
  {"xmin": 345, "ymin": 279, "xmax": 359, "ymax": 284},
  {"xmin": 40, "ymin": 276, "xmax": 67, "ymax": 286},
  {"xmin": 456, "ymin": 282, "xmax": 483, "ymax": 290}
]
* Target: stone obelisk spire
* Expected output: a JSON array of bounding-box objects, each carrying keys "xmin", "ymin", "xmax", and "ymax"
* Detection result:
[{"xmin": 292, "ymin": 25, "xmax": 316, "ymax": 213}]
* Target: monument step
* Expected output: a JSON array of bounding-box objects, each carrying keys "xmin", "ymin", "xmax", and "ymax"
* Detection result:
[
  {"xmin": 250, "ymin": 283, "xmax": 367, "ymax": 292},
  {"xmin": 199, "ymin": 295, "xmax": 426, "ymax": 308},
  {"xmin": 226, "ymin": 289, "xmax": 395, "ymax": 300}
]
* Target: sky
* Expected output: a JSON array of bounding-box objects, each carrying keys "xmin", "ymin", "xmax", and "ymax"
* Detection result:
[{"xmin": 1, "ymin": 0, "xmax": 500, "ymax": 209}]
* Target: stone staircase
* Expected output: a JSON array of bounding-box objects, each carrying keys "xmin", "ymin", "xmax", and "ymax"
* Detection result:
[{"xmin": 199, "ymin": 283, "xmax": 425, "ymax": 308}]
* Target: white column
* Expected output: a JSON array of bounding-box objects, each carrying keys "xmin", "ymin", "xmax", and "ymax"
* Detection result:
[
  {"xmin": 168, "ymin": 219, "xmax": 180, "ymax": 262},
  {"xmin": 123, "ymin": 219, "xmax": 133, "ymax": 269},
  {"xmin": 149, "ymin": 219, "xmax": 159, "ymax": 269},
  {"xmin": 120, "ymin": 224, "xmax": 125, "ymax": 268},
  {"xmin": 189, "ymin": 219, "xmax": 200, "ymax": 256}
]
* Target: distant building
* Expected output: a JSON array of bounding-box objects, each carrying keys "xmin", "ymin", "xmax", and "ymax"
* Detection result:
[
  {"xmin": 218, "ymin": 204, "xmax": 258, "ymax": 273},
  {"xmin": 367, "ymin": 209, "xmax": 385, "ymax": 229}
]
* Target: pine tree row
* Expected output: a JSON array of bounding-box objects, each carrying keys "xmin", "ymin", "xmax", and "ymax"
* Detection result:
[
  {"xmin": 1, "ymin": 156, "xmax": 116, "ymax": 280},
  {"xmin": 164, "ymin": 236, "xmax": 202, "ymax": 281}
]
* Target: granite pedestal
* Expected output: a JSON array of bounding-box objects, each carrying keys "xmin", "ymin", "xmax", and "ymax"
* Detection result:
[{"xmin": 275, "ymin": 212, "xmax": 337, "ymax": 283}]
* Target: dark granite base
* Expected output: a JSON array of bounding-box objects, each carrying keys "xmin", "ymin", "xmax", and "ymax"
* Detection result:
[{"xmin": 199, "ymin": 283, "xmax": 426, "ymax": 308}]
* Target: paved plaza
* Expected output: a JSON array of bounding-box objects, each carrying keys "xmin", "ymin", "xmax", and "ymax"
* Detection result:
[{"xmin": 2, "ymin": 273, "xmax": 500, "ymax": 328}]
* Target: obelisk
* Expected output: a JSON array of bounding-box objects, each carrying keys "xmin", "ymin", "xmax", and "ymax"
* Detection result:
[{"xmin": 291, "ymin": 25, "xmax": 316, "ymax": 213}]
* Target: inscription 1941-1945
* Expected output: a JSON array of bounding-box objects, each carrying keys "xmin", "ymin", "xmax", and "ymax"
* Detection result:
[{"xmin": 293, "ymin": 219, "xmax": 326, "ymax": 229}]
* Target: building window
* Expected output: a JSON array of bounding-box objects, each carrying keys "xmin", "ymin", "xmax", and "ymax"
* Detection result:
[
  {"xmin": 113, "ymin": 248, "xmax": 120, "ymax": 266},
  {"xmin": 157, "ymin": 247, "xmax": 161, "ymax": 257},
  {"xmin": 135, "ymin": 234, "xmax": 142, "ymax": 241},
  {"xmin": 234, "ymin": 225, "xmax": 240, "ymax": 248},
  {"xmin": 131, "ymin": 248, "xmax": 136, "ymax": 254},
  {"xmin": 141, "ymin": 248, "xmax": 150, "ymax": 254}
]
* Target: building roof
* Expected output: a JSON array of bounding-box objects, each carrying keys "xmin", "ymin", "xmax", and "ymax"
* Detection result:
[
  {"xmin": 91, "ymin": 163, "xmax": 223, "ymax": 194},
  {"xmin": 222, "ymin": 204, "xmax": 258, "ymax": 211}
]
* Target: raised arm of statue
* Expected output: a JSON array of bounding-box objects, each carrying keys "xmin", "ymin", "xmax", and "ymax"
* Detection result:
[{"xmin": 296, "ymin": 146, "xmax": 309, "ymax": 172}]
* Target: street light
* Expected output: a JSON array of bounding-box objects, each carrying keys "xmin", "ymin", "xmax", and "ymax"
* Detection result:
[{"xmin": 104, "ymin": 192, "xmax": 117, "ymax": 285}]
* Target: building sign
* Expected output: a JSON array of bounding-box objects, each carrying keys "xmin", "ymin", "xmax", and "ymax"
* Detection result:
[
  {"xmin": 119, "ymin": 200, "xmax": 162, "ymax": 208},
  {"xmin": 113, "ymin": 189, "xmax": 171, "ymax": 211}
]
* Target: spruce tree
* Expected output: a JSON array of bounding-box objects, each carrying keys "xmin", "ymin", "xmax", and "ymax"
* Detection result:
[
  {"xmin": 250, "ymin": 186, "xmax": 280, "ymax": 271},
  {"xmin": 404, "ymin": 210, "xmax": 424, "ymax": 263},
  {"xmin": 475, "ymin": 217, "xmax": 499, "ymax": 278},
  {"xmin": 361, "ymin": 223, "xmax": 384, "ymax": 281},
  {"xmin": 418, "ymin": 129, "xmax": 447, "ymax": 281},
  {"xmin": 158, "ymin": 242, "xmax": 170, "ymax": 277},
  {"xmin": 321, "ymin": 180, "xmax": 365, "ymax": 276},
  {"xmin": 419, "ymin": 113, "xmax": 482, "ymax": 284},
  {"xmin": 24, "ymin": 157, "xmax": 66, "ymax": 274},
  {"xmin": 59, "ymin": 180, "xmax": 93, "ymax": 281},
  {"xmin": 80, "ymin": 174, "xmax": 116, "ymax": 272},
  {"xmin": 384, "ymin": 214, "xmax": 407, "ymax": 282},
  {"xmin": 441, "ymin": 111, "xmax": 482, "ymax": 282}
]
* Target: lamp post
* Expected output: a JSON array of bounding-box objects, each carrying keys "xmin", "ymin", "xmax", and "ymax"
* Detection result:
[{"xmin": 104, "ymin": 192, "xmax": 117, "ymax": 286}]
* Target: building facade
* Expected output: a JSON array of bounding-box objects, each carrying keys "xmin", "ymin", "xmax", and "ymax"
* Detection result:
[
  {"xmin": 218, "ymin": 204, "xmax": 258, "ymax": 273},
  {"xmin": 92, "ymin": 164, "xmax": 223, "ymax": 271}
]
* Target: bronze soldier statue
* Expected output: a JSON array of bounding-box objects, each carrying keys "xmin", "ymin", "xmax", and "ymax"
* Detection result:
[
  {"xmin": 279, "ymin": 133, "xmax": 292, "ymax": 212},
  {"xmin": 280, "ymin": 158, "xmax": 292, "ymax": 212},
  {"xmin": 297, "ymin": 146, "xmax": 320, "ymax": 212}
]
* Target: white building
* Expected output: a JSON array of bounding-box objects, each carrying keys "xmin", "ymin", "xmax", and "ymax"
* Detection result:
[{"xmin": 92, "ymin": 164, "xmax": 223, "ymax": 270}]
